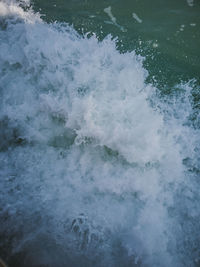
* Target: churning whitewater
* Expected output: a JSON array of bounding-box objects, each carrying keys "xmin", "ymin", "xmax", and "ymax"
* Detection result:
[{"xmin": 0, "ymin": 1, "xmax": 200, "ymax": 266}]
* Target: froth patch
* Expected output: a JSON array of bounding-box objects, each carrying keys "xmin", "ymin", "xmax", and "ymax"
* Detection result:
[{"xmin": 0, "ymin": 1, "xmax": 40, "ymax": 23}]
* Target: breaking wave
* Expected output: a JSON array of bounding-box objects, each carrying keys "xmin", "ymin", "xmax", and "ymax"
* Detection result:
[{"xmin": 0, "ymin": 1, "xmax": 199, "ymax": 266}]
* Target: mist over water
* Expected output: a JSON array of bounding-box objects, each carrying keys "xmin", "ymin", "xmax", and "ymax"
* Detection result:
[{"xmin": 0, "ymin": 1, "xmax": 200, "ymax": 266}]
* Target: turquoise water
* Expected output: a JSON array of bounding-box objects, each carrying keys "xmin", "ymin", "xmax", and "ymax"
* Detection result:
[{"xmin": 0, "ymin": 1, "xmax": 200, "ymax": 266}]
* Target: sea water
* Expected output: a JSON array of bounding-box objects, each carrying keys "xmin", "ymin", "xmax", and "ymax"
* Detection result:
[{"xmin": 0, "ymin": 0, "xmax": 200, "ymax": 266}]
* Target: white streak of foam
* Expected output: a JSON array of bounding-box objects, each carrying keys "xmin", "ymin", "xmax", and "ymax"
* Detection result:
[
  {"xmin": 104, "ymin": 6, "xmax": 116, "ymax": 24},
  {"xmin": 104, "ymin": 6, "xmax": 127, "ymax": 32},
  {"xmin": 132, "ymin": 12, "xmax": 142, "ymax": 23}
]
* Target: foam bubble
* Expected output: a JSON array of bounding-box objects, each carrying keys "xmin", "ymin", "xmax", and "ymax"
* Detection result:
[{"xmin": 186, "ymin": 0, "xmax": 194, "ymax": 7}]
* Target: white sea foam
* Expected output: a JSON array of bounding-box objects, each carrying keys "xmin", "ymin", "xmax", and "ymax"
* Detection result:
[
  {"xmin": 132, "ymin": 12, "xmax": 142, "ymax": 24},
  {"xmin": 0, "ymin": 0, "xmax": 40, "ymax": 23},
  {"xmin": 0, "ymin": 1, "xmax": 199, "ymax": 266},
  {"xmin": 104, "ymin": 6, "xmax": 126, "ymax": 32}
]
